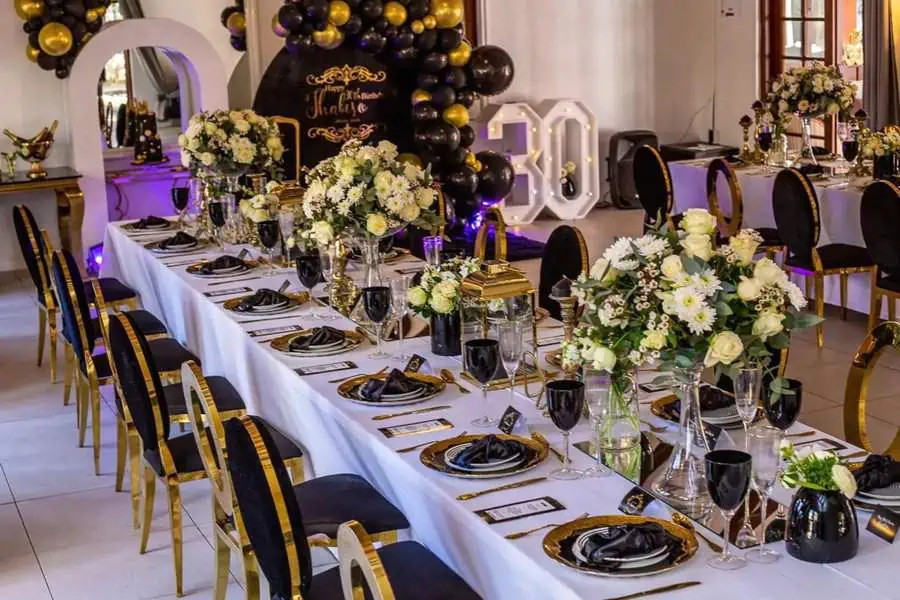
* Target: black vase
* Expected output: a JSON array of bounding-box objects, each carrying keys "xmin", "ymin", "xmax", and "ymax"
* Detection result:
[
  {"xmin": 430, "ymin": 312, "xmax": 461, "ymax": 356},
  {"xmin": 785, "ymin": 487, "xmax": 858, "ymax": 563},
  {"xmin": 874, "ymin": 155, "xmax": 896, "ymax": 180}
]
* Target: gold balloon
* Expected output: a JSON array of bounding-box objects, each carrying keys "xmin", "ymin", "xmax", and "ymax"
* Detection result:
[
  {"xmin": 472, "ymin": 160, "xmax": 483, "ymax": 173},
  {"xmin": 443, "ymin": 104, "xmax": 470, "ymax": 128},
  {"xmin": 429, "ymin": 0, "xmax": 464, "ymax": 28},
  {"xmin": 464, "ymin": 152, "xmax": 477, "ymax": 167},
  {"xmin": 384, "ymin": 1, "xmax": 408, "ymax": 26},
  {"xmin": 26, "ymin": 45, "xmax": 40, "ymax": 63},
  {"xmin": 313, "ymin": 23, "xmax": 344, "ymax": 49},
  {"xmin": 226, "ymin": 12, "xmax": 246, "ymax": 34},
  {"xmin": 423, "ymin": 15, "xmax": 437, "ymax": 29},
  {"xmin": 85, "ymin": 8, "xmax": 102, "ymax": 23},
  {"xmin": 448, "ymin": 41, "xmax": 471, "ymax": 67},
  {"xmin": 398, "ymin": 153, "xmax": 424, "ymax": 168},
  {"xmin": 328, "ymin": 0, "xmax": 352, "ymax": 26},
  {"xmin": 412, "ymin": 89, "xmax": 432, "ymax": 105},
  {"xmin": 38, "ymin": 23, "xmax": 73, "ymax": 58},
  {"xmin": 15, "ymin": 0, "xmax": 43, "ymax": 20},
  {"xmin": 411, "ymin": 20, "xmax": 425, "ymax": 34},
  {"xmin": 272, "ymin": 14, "xmax": 289, "ymax": 38}
]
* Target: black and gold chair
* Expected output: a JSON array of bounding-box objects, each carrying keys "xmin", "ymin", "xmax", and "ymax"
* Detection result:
[
  {"xmin": 538, "ymin": 225, "xmax": 589, "ymax": 321},
  {"xmin": 51, "ymin": 250, "xmax": 198, "ymax": 475},
  {"xmin": 705, "ymin": 159, "xmax": 783, "ymax": 259},
  {"xmin": 860, "ymin": 179, "xmax": 900, "ymax": 332},
  {"xmin": 12, "ymin": 204, "xmax": 59, "ymax": 383},
  {"xmin": 844, "ymin": 322, "xmax": 900, "ymax": 459},
  {"xmin": 224, "ymin": 415, "xmax": 480, "ymax": 600},
  {"xmin": 182, "ymin": 361, "xmax": 304, "ymax": 600},
  {"xmin": 633, "ymin": 145, "xmax": 679, "ymax": 232},
  {"xmin": 772, "ymin": 168, "xmax": 875, "ymax": 348},
  {"xmin": 273, "ymin": 115, "xmax": 301, "ymax": 184},
  {"xmin": 473, "ymin": 205, "xmax": 508, "ymax": 262}
]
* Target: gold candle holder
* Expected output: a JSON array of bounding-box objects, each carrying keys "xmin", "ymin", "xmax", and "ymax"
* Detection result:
[
  {"xmin": 738, "ymin": 115, "xmax": 754, "ymax": 163},
  {"xmin": 851, "ymin": 109, "xmax": 871, "ymax": 177},
  {"xmin": 751, "ymin": 101, "xmax": 766, "ymax": 165},
  {"xmin": 550, "ymin": 277, "xmax": 580, "ymax": 380},
  {"xmin": 329, "ymin": 240, "xmax": 360, "ymax": 317}
]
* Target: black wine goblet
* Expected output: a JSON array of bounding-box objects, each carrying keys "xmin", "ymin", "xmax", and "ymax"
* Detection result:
[
  {"xmin": 208, "ymin": 201, "xmax": 228, "ymax": 252},
  {"xmin": 705, "ymin": 449, "xmax": 753, "ymax": 571},
  {"xmin": 257, "ymin": 220, "xmax": 280, "ymax": 272},
  {"xmin": 171, "ymin": 187, "xmax": 189, "ymax": 230},
  {"xmin": 843, "ymin": 140, "xmax": 859, "ymax": 163},
  {"xmin": 295, "ymin": 254, "xmax": 322, "ymax": 318},
  {"xmin": 465, "ymin": 339, "xmax": 501, "ymax": 428},
  {"xmin": 547, "ymin": 380, "xmax": 586, "ymax": 480},
  {"xmin": 764, "ymin": 378, "xmax": 802, "ymax": 431},
  {"xmin": 362, "ymin": 286, "xmax": 392, "ymax": 359}
]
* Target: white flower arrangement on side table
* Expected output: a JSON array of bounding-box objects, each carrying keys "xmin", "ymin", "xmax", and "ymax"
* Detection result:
[{"xmin": 178, "ymin": 109, "xmax": 284, "ymax": 176}]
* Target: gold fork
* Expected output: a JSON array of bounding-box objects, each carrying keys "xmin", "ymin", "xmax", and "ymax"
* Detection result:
[
  {"xmin": 373, "ymin": 405, "xmax": 452, "ymax": 422},
  {"xmin": 505, "ymin": 512, "xmax": 589, "ymax": 540}
]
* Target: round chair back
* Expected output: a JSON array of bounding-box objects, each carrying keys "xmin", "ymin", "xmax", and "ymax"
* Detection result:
[
  {"xmin": 51, "ymin": 250, "xmax": 95, "ymax": 373},
  {"xmin": 772, "ymin": 168, "xmax": 820, "ymax": 260},
  {"xmin": 539, "ymin": 226, "xmax": 589, "ymax": 320},
  {"xmin": 705, "ymin": 159, "xmax": 743, "ymax": 238},
  {"xmin": 224, "ymin": 416, "xmax": 313, "ymax": 599},
  {"xmin": 861, "ymin": 179, "xmax": 900, "ymax": 277},
  {"xmin": 12, "ymin": 205, "xmax": 52, "ymax": 303},
  {"xmin": 633, "ymin": 145, "xmax": 673, "ymax": 230}
]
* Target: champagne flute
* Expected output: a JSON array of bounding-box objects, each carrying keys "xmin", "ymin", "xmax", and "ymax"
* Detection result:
[
  {"xmin": 362, "ymin": 286, "xmax": 392, "ymax": 359},
  {"xmin": 546, "ymin": 380, "xmax": 585, "ymax": 480},
  {"xmin": 498, "ymin": 321, "xmax": 523, "ymax": 409},
  {"xmin": 171, "ymin": 186, "xmax": 189, "ymax": 230},
  {"xmin": 705, "ymin": 449, "xmax": 752, "ymax": 570},
  {"xmin": 747, "ymin": 425, "xmax": 783, "ymax": 563},
  {"xmin": 389, "ymin": 276, "xmax": 410, "ymax": 362},
  {"xmin": 257, "ymin": 220, "xmax": 280, "ymax": 272},
  {"xmin": 278, "ymin": 209, "xmax": 295, "ymax": 264},
  {"xmin": 465, "ymin": 339, "xmax": 501, "ymax": 428},
  {"xmin": 734, "ymin": 366, "xmax": 762, "ymax": 549},
  {"xmin": 316, "ymin": 243, "xmax": 339, "ymax": 321},
  {"xmin": 582, "ymin": 370, "xmax": 612, "ymax": 478}
]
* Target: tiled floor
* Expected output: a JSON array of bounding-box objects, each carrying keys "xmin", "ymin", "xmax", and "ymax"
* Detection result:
[{"xmin": 1, "ymin": 206, "xmax": 899, "ymax": 598}]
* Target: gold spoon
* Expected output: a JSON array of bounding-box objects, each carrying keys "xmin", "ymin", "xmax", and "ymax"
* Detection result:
[
  {"xmin": 440, "ymin": 369, "xmax": 471, "ymax": 394},
  {"xmin": 505, "ymin": 512, "xmax": 590, "ymax": 540}
]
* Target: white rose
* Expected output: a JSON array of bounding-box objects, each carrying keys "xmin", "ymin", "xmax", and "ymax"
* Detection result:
[
  {"xmin": 416, "ymin": 187, "xmax": 436, "ymax": 208},
  {"xmin": 589, "ymin": 258, "xmax": 619, "ymax": 286},
  {"xmin": 682, "ymin": 233, "xmax": 713, "ymax": 261},
  {"xmin": 180, "ymin": 150, "xmax": 191, "ymax": 168},
  {"xmin": 754, "ymin": 257, "xmax": 787, "ymax": 285},
  {"xmin": 430, "ymin": 293, "xmax": 454, "ymax": 314},
  {"xmin": 204, "ymin": 123, "xmax": 217, "ymax": 135},
  {"xmin": 398, "ymin": 203, "xmax": 420, "ymax": 222},
  {"xmin": 366, "ymin": 213, "xmax": 388, "ymax": 237},
  {"xmin": 704, "ymin": 331, "xmax": 744, "ymax": 367},
  {"xmin": 680, "ymin": 208, "xmax": 717, "ymax": 235},
  {"xmin": 752, "ymin": 311, "xmax": 785, "ymax": 340},
  {"xmin": 267, "ymin": 137, "xmax": 284, "ymax": 160},
  {"xmin": 832, "ymin": 464, "xmax": 857, "ymax": 498},
  {"xmin": 729, "ymin": 235, "xmax": 760, "ymax": 266},
  {"xmin": 200, "ymin": 152, "xmax": 216, "ymax": 167},
  {"xmin": 310, "ymin": 221, "xmax": 333, "ymax": 246},
  {"xmin": 407, "ymin": 286, "xmax": 427, "ymax": 307},
  {"xmin": 661, "ymin": 255, "xmax": 684, "ymax": 279},
  {"xmin": 642, "ymin": 330, "xmax": 666, "ymax": 350},
  {"xmin": 234, "ymin": 119, "xmax": 251, "ymax": 134},
  {"xmin": 737, "ymin": 277, "xmax": 763, "ymax": 302},
  {"xmin": 591, "ymin": 347, "xmax": 617, "ymax": 372},
  {"xmin": 433, "ymin": 280, "xmax": 458, "ymax": 298}
]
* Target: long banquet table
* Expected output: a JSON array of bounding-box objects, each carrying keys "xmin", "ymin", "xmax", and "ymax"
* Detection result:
[{"xmin": 103, "ymin": 221, "xmax": 900, "ymax": 600}]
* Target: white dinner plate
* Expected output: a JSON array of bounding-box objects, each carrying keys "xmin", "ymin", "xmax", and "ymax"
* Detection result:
[
  {"xmin": 444, "ymin": 443, "xmax": 525, "ymax": 473},
  {"xmin": 571, "ymin": 527, "xmax": 670, "ymax": 566},
  {"xmin": 857, "ymin": 485, "xmax": 900, "ymax": 501}
]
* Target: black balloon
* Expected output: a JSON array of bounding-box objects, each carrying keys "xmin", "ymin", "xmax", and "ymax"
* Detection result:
[
  {"xmin": 445, "ymin": 165, "xmax": 479, "ymax": 196},
  {"xmin": 438, "ymin": 28, "xmax": 462, "ymax": 51},
  {"xmin": 412, "ymin": 102, "xmax": 439, "ymax": 122},
  {"xmin": 49, "ymin": 7, "xmax": 66, "ymax": 18},
  {"xmin": 468, "ymin": 45, "xmax": 515, "ymax": 96},
  {"xmin": 359, "ymin": 29, "xmax": 387, "ymax": 53},
  {"xmin": 64, "ymin": 0, "xmax": 85, "ymax": 18},
  {"xmin": 407, "ymin": 0, "xmax": 428, "ymax": 19},
  {"xmin": 342, "ymin": 14, "xmax": 364, "ymax": 34},
  {"xmin": 55, "ymin": 66, "xmax": 70, "ymax": 79},
  {"xmin": 383, "ymin": 24, "xmax": 398, "ymax": 39},
  {"xmin": 413, "ymin": 126, "xmax": 432, "ymax": 149},
  {"xmin": 221, "ymin": 6, "xmax": 239, "ymax": 26},
  {"xmin": 86, "ymin": 19, "xmax": 102, "ymax": 33},
  {"xmin": 28, "ymin": 32, "xmax": 40, "ymax": 49},
  {"xmin": 345, "ymin": 0, "xmax": 362, "ymax": 6},
  {"xmin": 422, "ymin": 52, "xmax": 448, "ymax": 73},
  {"xmin": 476, "ymin": 151, "xmax": 515, "ymax": 201},
  {"xmin": 456, "ymin": 89, "xmax": 477, "ymax": 108},
  {"xmin": 231, "ymin": 35, "xmax": 247, "ymax": 51},
  {"xmin": 394, "ymin": 46, "xmax": 418, "ymax": 65},
  {"xmin": 60, "ymin": 14, "xmax": 76, "ymax": 27},
  {"xmin": 392, "ymin": 29, "xmax": 415, "ymax": 48},
  {"xmin": 417, "ymin": 73, "xmax": 440, "ymax": 90},
  {"xmin": 24, "ymin": 18, "xmax": 42, "ymax": 33},
  {"xmin": 300, "ymin": 21, "xmax": 316, "ymax": 35},
  {"xmin": 419, "ymin": 148, "xmax": 443, "ymax": 170},
  {"xmin": 443, "ymin": 67, "xmax": 467, "ymax": 89},
  {"xmin": 45, "ymin": 0, "xmax": 64, "ymax": 5},
  {"xmin": 304, "ymin": 0, "xmax": 329, "ymax": 21},
  {"xmin": 286, "ymin": 34, "xmax": 315, "ymax": 54},
  {"xmin": 428, "ymin": 121, "xmax": 461, "ymax": 152},
  {"xmin": 37, "ymin": 53, "xmax": 56, "ymax": 71},
  {"xmin": 279, "ymin": 4, "xmax": 304, "ymax": 32},
  {"xmin": 443, "ymin": 146, "xmax": 468, "ymax": 167},
  {"xmin": 360, "ymin": 0, "xmax": 384, "ymax": 19},
  {"xmin": 71, "ymin": 21, "xmax": 86, "ymax": 42},
  {"xmin": 415, "ymin": 29, "xmax": 438, "ymax": 51},
  {"xmin": 429, "ymin": 85, "xmax": 456, "ymax": 109},
  {"xmin": 458, "ymin": 124, "xmax": 476, "ymax": 148}
]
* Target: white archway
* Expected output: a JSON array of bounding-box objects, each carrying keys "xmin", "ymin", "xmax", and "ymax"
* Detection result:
[{"xmin": 67, "ymin": 18, "xmax": 229, "ymax": 250}]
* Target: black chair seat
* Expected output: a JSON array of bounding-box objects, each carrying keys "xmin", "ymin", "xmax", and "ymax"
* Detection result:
[
  {"xmin": 145, "ymin": 432, "xmax": 205, "ymax": 476},
  {"xmin": 87, "ymin": 337, "xmax": 196, "ymax": 382},
  {"xmin": 64, "ymin": 309, "xmax": 167, "ymax": 343},
  {"xmin": 91, "ymin": 352, "xmax": 113, "ymax": 379},
  {"xmin": 309, "ymin": 541, "xmax": 481, "ymax": 600},
  {"xmin": 784, "ymin": 244, "xmax": 874, "ymax": 272},
  {"xmin": 293, "ymin": 474, "xmax": 409, "ymax": 538},
  {"xmin": 876, "ymin": 275, "xmax": 900, "ymax": 294},
  {"xmin": 162, "ymin": 375, "xmax": 246, "ymax": 417},
  {"xmin": 757, "ymin": 227, "xmax": 783, "ymax": 247},
  {"xmin": 85, "ymin": 278, "xmax": 137, "ymax": 303}
]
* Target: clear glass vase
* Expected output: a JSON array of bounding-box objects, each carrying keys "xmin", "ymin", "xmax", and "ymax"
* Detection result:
[
  {"xmin": 359, "ymin": 236, "xmax": 384, "ymax": 288},
  {"xmin": 591, "ymin": 371, "xmax": 640, "ymax": 451},
  {"xmin": 652, "ymin": 363, "xmax": 711, "ymax": 517},
  {"xmin": 799, "ymin": 115, "xmax": 818, "ymax": 166}
]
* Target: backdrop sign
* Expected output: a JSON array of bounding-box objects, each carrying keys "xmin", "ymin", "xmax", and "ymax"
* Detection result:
[{"xmin": 254, "ymin": 46, "xmax": 411, "ymax": 169}]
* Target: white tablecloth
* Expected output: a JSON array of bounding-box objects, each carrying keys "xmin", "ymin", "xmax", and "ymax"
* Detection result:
[
  {"xmin": 670, "ymin": 161, "xmax": 879, "ymax": 316},
  {"xmin": 102, "ymin": 222, "xmax": 900, "ymax": 600}
]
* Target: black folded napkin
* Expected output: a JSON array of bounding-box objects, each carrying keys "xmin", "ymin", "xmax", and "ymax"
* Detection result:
[
  {"xmin": 159, "ymin": 231, "xmax": 197, "ymax": 249},
  {"xmin": 668, "ymin": 386, "xmax": 734, "ymax": 418},
  {"xmin": 199, "ymin": 255, "xmax": 245, "ymax": 274},
  {"xmin": 580, "ymin": 523, "xmax": 670, "ymax": 564},
  {"xmin": 450, "ymin": 434, "xmax": 526, "ymax": 468},
  {"xmin": 798, "ymin": 164, "xmax": 825, "ymax": 176},
  {"xmin": 235, "ymin": 288, "xmax": 290, "ymax": 312},
  {"xmin": 854, "ymin": 455, "xmax": 900, "ymax": 492},
  {"xmin": 358, "ymin": 369, "xmax": 420, "ymax": 402},
  {"xmin": 134, "ymin": 215, "xmax": 168, "ymax": 229},
  {"xmin": 289, "ymin": 326, "xmax": 345, "ymax": 351}
]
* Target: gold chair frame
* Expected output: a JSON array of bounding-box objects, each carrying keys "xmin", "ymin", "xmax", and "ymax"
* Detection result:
[
  {"xmin": 338, "ymin": 520, "xmax": 398, "ymax": 600},
  {"xmin": 865, "ymin": 180, "xmax": 900, "ymax": 332},
  {"xmin": 778, "ymin": 169, "xmax": 875, "ymax": 348},
  {"xmin": 474, "ymin": 206, "xmax": 508, "ymax": 261},
  {"xmin": 181, "ymin": 361, "xmax": 303, "ymax": 600},
  {"xmin": 639, "ymin": 145, "xmax": 677, "ymax": 231},
  {"xmin": 844, "ymin": 321, "xmax": 900, "ymax": 458},
  {"xmin": 273, "ymin": 116, "xmax": 302, "ymax": 184}
]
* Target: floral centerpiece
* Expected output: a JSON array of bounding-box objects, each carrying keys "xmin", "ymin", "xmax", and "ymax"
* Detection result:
[
  {"xmin": 239, "ymin": 181, "xmax": 281, "ymax": 223},
  {"xmin": 408, "ymin": 256, "xmax": 481, "ymax": 356},
  {"xmin": 779, "ymin": 440, "xmax": 859, "ymax": 563},
  {"xmin": 178, "ymin": 109, "xmax": 284, "ymax": 177},
  {"xmin": 861, "ymin": 129, "xmax": 900, "ymax": 179}
]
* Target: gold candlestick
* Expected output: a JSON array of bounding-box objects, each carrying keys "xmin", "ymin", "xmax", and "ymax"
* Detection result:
[
  {"xmin": 329, "ymin": 240, "xmax": 360, "ymax": 317},
  {"xmin": 751, "ymin": 101, "xmax": 766, "ymax": 165},
  {"xmin": 851, "ymin": 109, "xmax": 871, "ymax": 177},
  {"xmin": 550, "ymin": 277, "xmax": 580, "ymax": 380},
  {"xmin": 738, "ymin": 115, "xmax": 754, "ymax": 163}
]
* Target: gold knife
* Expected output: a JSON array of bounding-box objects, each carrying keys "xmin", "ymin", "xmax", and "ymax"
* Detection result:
[
  {"xmin": 530, "ymin": 432, "xmax": 565, "ymax": 464},
  {"xmin": 373, "ymin": 405, "xmax": 452, "ymax": 421},
  {"xmin": 457, "ymin": 476, "xmax": 548, "ymax": 501},
  {"xmin": 603, "ymin": 581, "xmax": 701, "ymax": 600}
]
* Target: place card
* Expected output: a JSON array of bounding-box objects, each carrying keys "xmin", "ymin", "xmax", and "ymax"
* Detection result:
[
  {"xmin": 248, "ymin": 324, "xmax": 305, "ymax": 339},
  {"xmin": 792, "ymin": 437, "xmax": 847, "ymax": 452},
  {"xmin": 204, "ymin": 287, "xmax": 253, "ymax": 298},
  {"xmin": 498, "ymin": 406, "xmax": 524, "ymax": 435},
  {"xmin": 396, "ymin": 267, "xmax": 423, "ymax": 276},
  {"xmin": 295, "ymin": 361, "xmax": 357, "ymax": 377},
  {"xmin": 618, "ymin": 486, "xmax": 655, "ymax": 515},
  {"xmin": 475, "ymin": 497, "xmax": 565, "ymax": 525},
  {"xmin": 379, "ymin": 418, "xmax": 453, "ymax": 439},
  {"xmin": 404, "ymin": 354, "xmax": 427, "ymax": 373},
  {"xmin": 537, "ymin": 335, "xmax": 565, "ymax": 348},
  {"xmin": 867, "ymin": 506, "xmax": 900, "ymax": 543}
]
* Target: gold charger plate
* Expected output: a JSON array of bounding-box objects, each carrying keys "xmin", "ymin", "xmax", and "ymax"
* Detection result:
[
  {"xmin": 650, "ymin": 388, "xmax": 763, "ymax": 429},
  {"xmin": 270, "ymin": 328, "xmax": 364, "ymax": 357},
  {"xmin": 420, "ymin": 433, "xmax": 548, "ymax": 479},
  {"xmin": 144, "ymin": 238, "xmax": 208, "ymax": 254},
  {"xmin": 185, "ymin": 259, "xmax": 260, "ymax": 278},
  {"xmin": 545, "ymin": 348, "xmax": 562, "ymax": 368},
  {"xmin": 123, "ymin": 220, "xmax": 171, "ymax": 233},
  {"xmin": 543, "ymin": 515, "xmax": 698, "ymax": 578},
  {"xmin": 222, "ymin": 291, "xmax": 310, "ymax": 314},
  {"xmin": 338, "ymin": 371, "xmax": 446, "ymax": 407}
]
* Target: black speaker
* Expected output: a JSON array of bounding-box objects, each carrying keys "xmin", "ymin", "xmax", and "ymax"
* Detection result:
[{"xmin": 608, "ymin": 130, "xmax": 658, "ymax": 210}]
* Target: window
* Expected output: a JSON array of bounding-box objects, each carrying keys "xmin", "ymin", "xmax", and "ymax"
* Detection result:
[{"xmin": 463, "ymin": 0, "xmax": 479, "ymax": 45}]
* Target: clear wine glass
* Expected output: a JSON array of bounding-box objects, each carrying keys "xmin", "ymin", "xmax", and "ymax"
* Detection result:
[
  {"xmin": 498, "ymin": 320, "xmax": 523, "ymax": 409},
  {"xmin": 316, "ymin": 243, "xmax": 339, "ymax": 321},
  {"xmin": 582, "ymin": 369, "xmax": 612, "ymax": 478},
  {"xmin": 747, "ymin": 425, "xmax": 783, "ymax": 564},
  {"xmin": 734, "ymin": 366, "xmax": 762, "ymax": 549},
  {"xmin": 278, "ymin": 209, "xmax": 295, "ymax": 264},
  {"xmin": 390, "ymin": 276, "xmax": 410, "ymax": 362}
]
